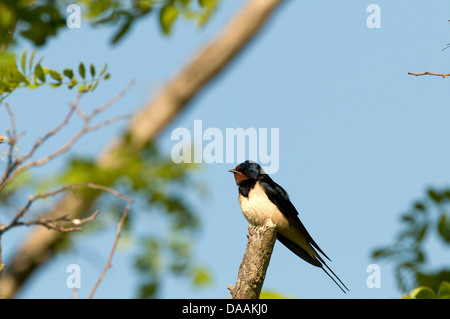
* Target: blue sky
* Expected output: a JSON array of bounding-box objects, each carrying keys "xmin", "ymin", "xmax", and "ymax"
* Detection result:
[{"xmin": 2, "ymin": 0, "xmax": 450, "ymax": 299}]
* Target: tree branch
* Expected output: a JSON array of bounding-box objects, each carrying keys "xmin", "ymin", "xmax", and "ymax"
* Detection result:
[
  {"xmin": 0, "ymin": 183, "xmax": 133, "ymax": 235},
  {"xmin": 0, "ymin": 82, "xmax": 133, "ymax": 192},
  {"xmin": 13, "ymin": 209, "xmax": 101, "ymax": 233},
  {"xmin": 408, "ymin": 71, "xmax": 450, "ymax": 78},
  {"xmin": 228, "ymin": 219, "xmax": 277, "ymax": 299},
  {"xmin": 0, "ymin": 0, "xmax": 286, "ymax": 299},
  {"xmin": 88, "ymin": 205, "xmax": 130, "ymax": 299}
]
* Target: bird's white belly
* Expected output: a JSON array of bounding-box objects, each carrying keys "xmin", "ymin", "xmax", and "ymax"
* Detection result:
[{"xmin": 238, "ymin": 183, "xmax": 290, "ymax": 230}]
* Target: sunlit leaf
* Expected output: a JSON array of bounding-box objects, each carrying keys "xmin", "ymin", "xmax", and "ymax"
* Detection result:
[
  {"xmin": 21, "ymin": 50, "xmax": 27, "ymax": 73},
  {"xmin": 34, "ymin": 64, "xmax": 45, "ymax": 82},
  {"xmin": 77, "ymin": 82, "xmax": 86, "ymax": 92},
  {"xmin": 68, "ymin": 78, "xmax": 78, "ymax": 89},
  {"xmin": 160, "ymin": 4, "xmax": 179, "ymax": 35},
  {"xmin": 191, "ymin": 266, "xmax": 211, "ymax": 287},
  {"xmin": 438, "ymin": 281, "xmax": 450, "ymax": 299},
  {"xmin": 49, "ymin": 70, "xmax": 62, "ymax": 82},
  {"xmin": 260, "ymin": 290, "xmax": 294, "ymax": 299},
  {"xmin": 28, "ymin": 49, "xmax": 37, "ymax": 71},
  {"xmin": 409, "ymin": 286, "xmax": 436, "ymax": 299},
  {"xmin": 99, "ymin": 64, "xmax": 107, "ymax": 76}
]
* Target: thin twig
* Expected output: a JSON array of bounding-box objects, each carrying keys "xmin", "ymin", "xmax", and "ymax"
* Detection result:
[
  {"xmin": 408, "ymin": 71, "xmax": 450, "ymax": 78},
  {"xmin": 0, "ymin": 183, "xmax": 133, "ymax": 234},
  {"xmin": 15, "ymin": 209, "xmax": 101, "ymax": 232},
  {"xmin": 2, "ymin": 103, "xmax": 19, "ymax": 184},
  {"xmin": 4, "ymin": 103, "xmax": 16, "ymax": 140},
  {"xmin": 88, "ymin": 205, "xmax": 130, "ymax": 299},
  {"xmin": 0, "ymin": 82, "xmax": 134, "ymax": 191},
  {"xmin": 22, "ymin": 100, "xmax": 78, "ymax": 163}
]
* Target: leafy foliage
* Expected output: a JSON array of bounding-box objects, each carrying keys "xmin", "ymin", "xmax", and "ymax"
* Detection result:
[
  {"xmin": 373, "ymin": 187, "xmax": 450, "ymax": 292},
  {"xmin": 53, "ymin": 140, "xmax": 209, "ymax": 297},
  {"xmin": 0, "ymin": 50, "xmax": 111, "ymax": 103},
  {"xmin": 0, "ymin": 0, "xmax": 66, "ymax": 48},
  {"xmin": 0, "ymin": 0, "xmax": 220, "ymax": 299},
  {"xmin": 403, "ymin": 281, "xmax": 450, "ymax": 299},
  {"xmin": 259, "ymin": 290, "xmax": 295, "ymax": 299},
  {"xmin": 1, "ymin": 0, "xmax": 220, "ymax": 48}
]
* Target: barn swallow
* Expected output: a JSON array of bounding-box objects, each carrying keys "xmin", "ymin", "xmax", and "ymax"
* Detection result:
[{"xmin": 229, "ymin": 160, "xmax": 349, "ymax": 293}]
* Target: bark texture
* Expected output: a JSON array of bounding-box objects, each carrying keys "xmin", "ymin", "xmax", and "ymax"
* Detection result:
[{"xmin": 228, "ymin": 219, "xmax": 277, "ymax": 299}]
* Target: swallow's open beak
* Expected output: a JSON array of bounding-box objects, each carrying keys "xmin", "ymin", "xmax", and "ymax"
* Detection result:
[{"xmin": 228, "ymin": 169, "xmax": 238, "ymax": 173}]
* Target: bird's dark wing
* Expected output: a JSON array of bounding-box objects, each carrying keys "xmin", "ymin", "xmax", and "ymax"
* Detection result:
[
  {"xmin": 258, "ymin": 175, "xmax": 349, "ymax": 293},
  {"xmin": 276, "ymin": 233, "xmax": 321, "ymax": 267},
  {"xmin": 258, "ymin": 175, "xmax": 331, "ymax": 261}
]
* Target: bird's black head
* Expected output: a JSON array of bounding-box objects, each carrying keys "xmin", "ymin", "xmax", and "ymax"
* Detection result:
[{"xmin": 228, "ymin": 160, "xmax": 265, "ymax": 185}]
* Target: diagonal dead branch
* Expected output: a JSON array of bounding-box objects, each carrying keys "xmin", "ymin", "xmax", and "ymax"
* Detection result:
[{"xmin": 0, "ymin": 0, "xmax": 286, "ymax": 299}]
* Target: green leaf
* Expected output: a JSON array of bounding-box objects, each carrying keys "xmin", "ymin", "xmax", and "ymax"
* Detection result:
[
  {"xmin": 79, "ymin": 62, "xmax": 86, "ymax": 79},
  {"xmin": 438, "ymin": 281, "xmax": 450, "ymax": 299},
  {"xmin": 160, "ymin": 4, "xmax": 179, "ymax": 35},
  {"xmin": 179, "ymin": 0, "xmax": 191, "ymax": 6},
  {"xmin": 28, "ymin": 49, "xmax": 37, "ymax": 72},
  {"xmin": 49, "ymin": 70, "xmax": 62, "ymax": 82},
  {"xmin": 372, "ymin": 247, "xmax": 397, "ymax": 259},
  {"xmin": 111, "ymin": 20, "xmax": 132, "ymax": 44},
  {"xmin": 63, "ymin": 68, "xmax": 74, "ymax": 79},
  {"xmin": 36, "ymin": 56, "xmax": 44, "ymax": 67},
  {"xmin": 99, "ymin": 64, "xmax": 107, "ymax": 76},
  {"xmin": 34, "ymin": 64, "xmax": 45, "ymax": 83},
  {"xmin": 428, "ymin": 189, "xmax": 442, "ymax": 203},
  {"xmin": 49, "ymin": 82, "xmax": 63, "ymax": 88},
  {"xmin": 438, "ymin": 213, "xmax": 450, "ymax": 243},
  {"xmin": 21, "ymin": 50, "xmax": 27, "ymax": 73},
  {"xmin": 77, "ymin": 82, "xmax": 87, "ymax": 92},
  {"xmin": 68, "ymin": 78, "xmax": 78, "ymax": 89},
  {"xmin": 409, "ymin": 286, "xmax": 436, "ymax": 299},
  {"xmin": 89, "ymin": 79, "xmax": 100, "ymax": 91},
  {"xmin": 417, "ymin": 223, "xmax": 428, "ymax": 242},
  {"xmin": 12, "ymin": 69, "xmax": 28, "ymax": 85},
  {"xmin": 90, "ymin": 64, "xmax": 95, "ymax": 77},
  {"xmin": 196, "ymin": 0, "xmax": 218, "ymax": 27},
  {"xmin": 0, "ymin": 80, "xmax": 10, "ymax": 93},
  {"xmin": 191, "ymin": 266, "xmax": 211, "ymax": 287},
  {"xmin": 260, "ymin": 290, "xmax": 294, "ymax": 299},
  {"xmin": 104, "ymin": 73, "xmax": 111, "ymax": 80},
  {"xmin": 413, "ymin": 202, "xmax": 426, "ymax": 212},
  {"xmin": 198, "ymin": 0, "xmax": 215, "ymax": 7},
  {"xmin": 401, "ymin": 214, "xmax": 414, "ymax": 223}
]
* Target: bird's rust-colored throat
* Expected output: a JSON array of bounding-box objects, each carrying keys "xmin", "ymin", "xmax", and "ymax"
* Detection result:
[{"xmin": 229, "ymin": 165, "xmax": 249, "ymax": 185}]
